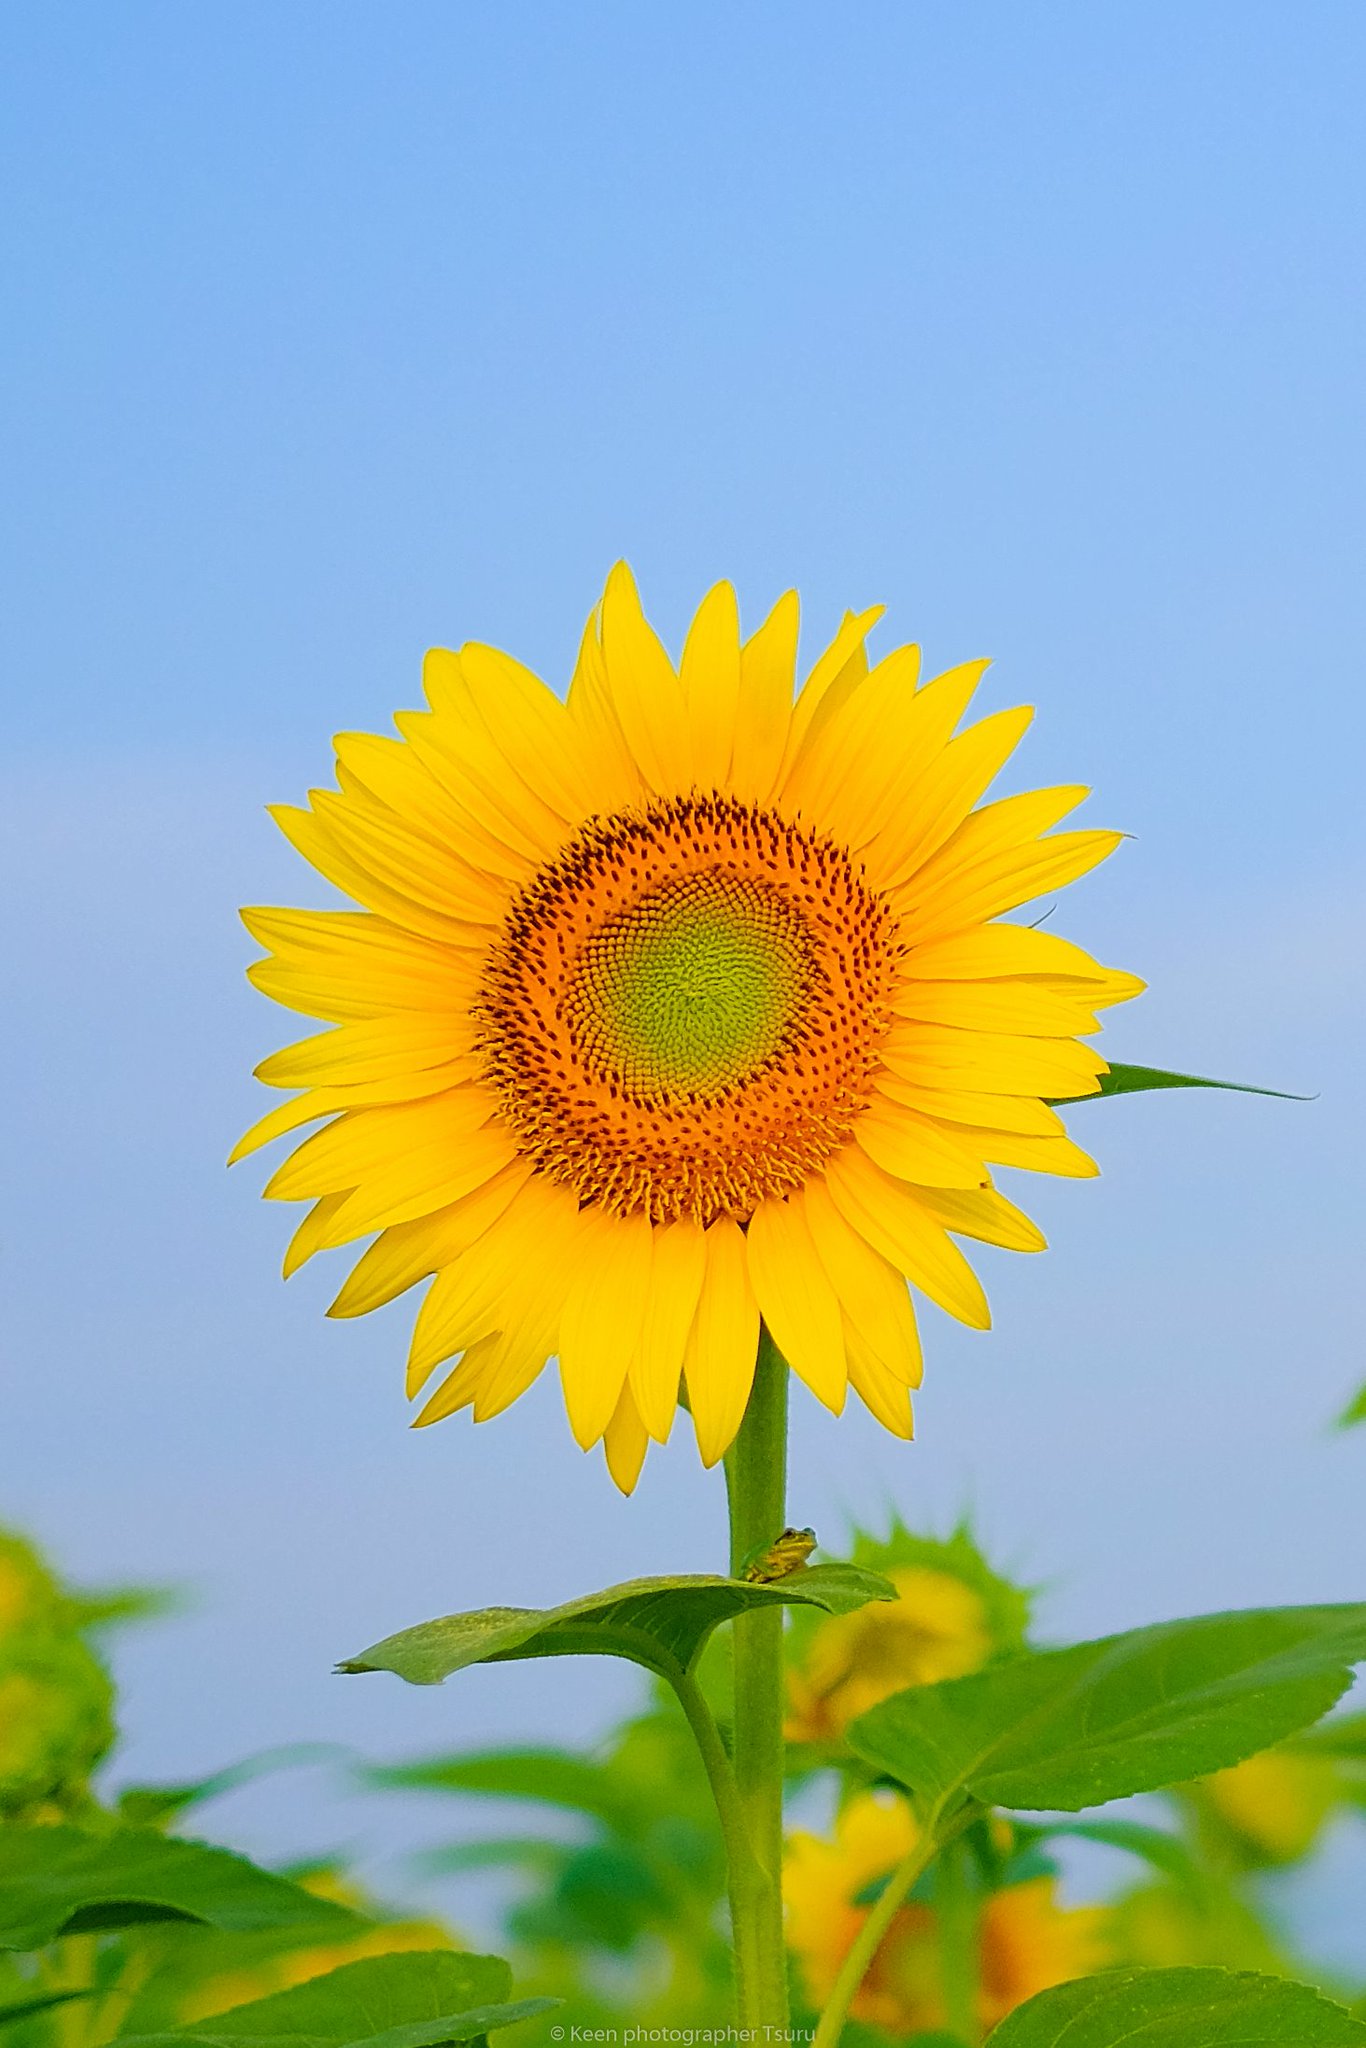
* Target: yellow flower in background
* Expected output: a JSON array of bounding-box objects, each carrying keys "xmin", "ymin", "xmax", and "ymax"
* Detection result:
[
  {"xmin": 0, "ymin": 1533, "xmax": 63, "ymax": 1640},
  {"xmin": 787, "ymin": 1565, "xmax": 992, "ymax": 1741},
  {"xmin": 786, "ymin": 1793, "xmax": 1111, "ymax": 2036},
  {"xmin": 237, "ymin": 566, "xmax": 1139, "ymax": 1488},
  {"xmin": 1197, "ymin": 1749, "xmax": 1340, "ymax": 1865}
]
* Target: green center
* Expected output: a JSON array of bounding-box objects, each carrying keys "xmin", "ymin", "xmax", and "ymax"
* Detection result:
[{"xmin": 569, "ymin": 871, "xmax": 809, "ymax": 1099}]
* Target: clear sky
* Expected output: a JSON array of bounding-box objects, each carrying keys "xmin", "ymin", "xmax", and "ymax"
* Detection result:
[{"xmin": 3, "ymin": 0, "xmax": 1364, "ymax": 1964}]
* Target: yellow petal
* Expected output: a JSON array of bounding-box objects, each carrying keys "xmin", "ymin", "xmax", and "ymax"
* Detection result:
[
  {"xmin": 746, "ymin": 1198, "xmax": 847, "ymax": 1413},
  {"xmin": 413, "ymin": 1332, "xmax": 502, "ymax": 1427},
  {"xmin": 311, "ymin": 788, "xmax": 511, "ymax": 927},
  {"xmin": 559, "ymin": 1208, "xmax": 654, "ymax": 1449},
  {"xmin": 282, "ymin": 1194, "xmax": 352, "ymax": 1279},
  {"xmin": 824, "ymin": 1147, "xmax": 992, "ymax": 1330},
  {"xmin": 269, "ymin": 803, "xmax": 484, "ymax": 947},
  {"xmin": 899, "ymin": 924, "xmax": 1119, "ymax": 982},
  {"xmin": 255, "ymin": 1017, "xmax": 476, "ymax": 1089},
  {"xmin": 869, "ymin": 1075, "xmax": 1066, "ymax": 1138},
  {"xmin": 881, "ymin": 1022, "xmax": 1106, "ymax": 1097},
  {"xmin": 684, "ymin": 1218, "xmax": 760, "ymax": 1466},
  {"xmin": 786, "ymin": 651, "xmax": 995, "ymax": 855},
  {"xmin": 458, "ymin": 642, "xmax": 600, "ymax": 822},
  {"xmin": 777, "ymin": 605, "xmax": 885, "ymax": 782},
  {"xmin": 630, "ymin": 1219, "xmax": 707, "ymax": 1442},
  {"xmin": 911, "ymin": 1185, "xmax": 1048, "ymax": 1252},
  {"xmin": 730, "ymin": 590, "xmax": 798, "ymax": 803},
  {"xmin": 566, "ymin": 611, "xmax": 647, "ymax": 814},
  {"xmin": 889, "ymin": 979, "xmax": 1103, "ymax": 1038},
  {"xmin": 844, "ymin": 1324, "xmax": 916, "ymax": 1439},
  {"xmin": 603, "ymin": 1382, "xmax": 651, "ymax": 1495},
  {"xmin": 854, "ymin": 1097, "xmax": 990, "ymax": 1189},
  {"xmin": 951, "ymin": 1126, "xmax": 1101, "ymax": 1179},
  {"xmin": 405, "ymin": 1176, "xmax": 576, "ymax": 1393},
  {"xmin": 421, "ymin": 649, "xmax": 570, "ymax": 853},
  {"xmin": 803, "ymin": 1180, "xmax": 923, "ymax": 1388},
  {"xmin": 398, "ymin": 699, "xmax": 558, "ymax": 867},
  {"xmin": 679, "ymin": 580, "xmax": 741, "ymax": 790},
  {"xmin": 865, "ymin": 703, "xmax": 1032, "ymax": 888},
  {"xmin": 327, "ymin": 1160, "xmax": 531, "ymax": 1318},
  {"xmin": 598, "ymin": 562, "xmax": 689, "ymax": 793}
]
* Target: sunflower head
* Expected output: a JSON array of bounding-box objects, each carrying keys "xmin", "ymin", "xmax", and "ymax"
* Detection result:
[
  {"xmin": 785, "ymin": 1792, "xmax": 1112, "ymax": 2034},
  {"xmin": 237, "ymin": 566, "xmax": 1140, "ymax": 1488},
  {"xmin": 785, "ymin": 1521, "xmax": 1031, "ymax": 1744}
]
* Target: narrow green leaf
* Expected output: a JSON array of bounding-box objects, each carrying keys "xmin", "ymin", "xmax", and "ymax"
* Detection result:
[
  {"xmin": 847, "ymin": 1603, "xmax": 1366, "ymax": 1815},
  {"xmin": 1290, "ymin": 1709, "xmax": 1366, "ymax": 1760},
  {"xmin": 413, "ymin": 1837, "xmax": 569, "ymax": 1879},
  {"xmin": 340, "ymin": 1565, "xmax": 894, "ymax": 1688},
  {"xmin": 117, "ymin": 1950, "xmax": 555, "ymax": 2048},
  {"xmin": 1335, "ymin": 1382, "xmax": 1366, "ymax": 1430},
  {"xmin": 118, "ymin": 1746, "xmax": 348, "ymax": 1827},
  {"xmin": 362, "ymin": 1747, "xmax": 631, "ymax": 1825},
  {"xmin": 1052, "ymin": 1062, "xmax": 1308, "ymax": 1104},
  {"xmin": 0, "ymin": 1991, "xmax": 95, "ymax": 2029},
  {"xmin": 1029, "ymin": 1818, "xmax": 1200, "ymax": 1883},
  {"xmin": 986, "ymin": 1966, "xmax": 1366, "ymax": 2044},
  {"xmin": 0, "ymin": 1826, "xmax": 360, "ymax": 1950}
]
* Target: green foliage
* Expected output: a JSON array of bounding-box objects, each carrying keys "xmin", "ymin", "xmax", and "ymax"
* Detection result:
[
  {"xmin": 116, "ymin": 1747, "xmax": 348, "ymax": 1828},
  {"xmin": 1053, "ymin": 1063, "xmax": 1307, "ymax": 1103},
  {"xmin": 1336, "ymin": 1382, "xmax": 1366, "ymax": 1429},
  {"xmin": 117, "ymin": 1951, "xmax": 555, "ymax": 2048},
  {"xmin": 0, "ymin": 1827, "xmax": 361, "ymax": 1950},
  {"xmin": 339, "ymin": 1565, "xmax": 894, "ymax": 1688},
  {"xmin": 0, "ymin": 1993, "xmax": 96, "ymax": 2030},
  {"xmin": 986, "ymin": 1967, "xmax": 1366, "ymax": 2044},
  {"xmin": 0, "ymin": 1636, "xmax": 114, "ymax": 1816},
  {"xmin": 847, "ymin": 1603, "xmax": 1366, "ymax": 1814}
]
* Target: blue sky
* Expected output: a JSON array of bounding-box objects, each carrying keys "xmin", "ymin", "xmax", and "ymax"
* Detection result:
[{"xmin": 3, "ymin": 0, "xmax": 1364, "ymax": 1960}]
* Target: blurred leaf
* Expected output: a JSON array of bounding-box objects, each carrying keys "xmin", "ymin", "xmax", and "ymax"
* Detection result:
[
  {"xmin": 364, "ymin": 1748, "xmax": 633, "ymax": 1827},
  {"xmin": 340, "ymin": 1565, "xmax": 894, "ymax": 1688},
  {"xmin": 1053, "ymin": 1063, "xmax": 1308, "ymax": 1104},
  {"xmin": 1292, "ymin": 1710, "xmax": 1366, "ymax": 1760},
  {"xmin": 1335, "ymin": 1382, "xmax": 1366, "ymax": 1430},
  {"xmin": 0, "ymin": 1826, "xmax": 360, "ymax": 1949},
  {"xmin": 1030, "ymin": 1818, "xmax": 1201, "ymax": 1883},
  {"xmin": 414, "ymin": 1838, "xmax": 568, "ymax": 1879},
  {"xmin": 847, "ymin": 1603, "xmax": 1366, "ymax": 1815},
  {"xmin": 117, "ymin": 1746, "xmax": 349, "ymax": 1826},
  {"xmin": 71, "ymin": 1584, "xmax": 184, "ymax": 1633},
  {"xmin": 0, "ymin": 1991, "xmax": 95, "ymax": 2028},
  {"xmin": 118, "ymin": 1950, "xmax": 553, "ymax": 2048},
  {"xmin": 986, "ymin": 1966, "xmax": 1366, "ymax": 2043}
]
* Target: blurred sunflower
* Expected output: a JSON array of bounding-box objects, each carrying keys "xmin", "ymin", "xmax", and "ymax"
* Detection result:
[
  {"xmin": 786, "ymin": 1523, "xmax": 1028, "ymax": 1743},
  {"xmin": 237, "ymin": 567, "xmax": 1139, "ymax": 1487},
  {"xmin": 786, "ymin": 1793, "xmax": 1111, "ymax": 2036}
]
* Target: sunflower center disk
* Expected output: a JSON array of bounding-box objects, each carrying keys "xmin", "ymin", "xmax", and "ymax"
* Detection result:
[
  {"xmin": 475, "ymin": 796, "xmax": 898, "ymax": 1225},
  {"xmin": 569, "ymin": 873, "xmax": 807, "ymax": 1100}
]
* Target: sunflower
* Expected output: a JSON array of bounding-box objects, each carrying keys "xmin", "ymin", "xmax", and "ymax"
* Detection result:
[
  {"xmin": 785, "ymin": 1793, "xmax": 1112, "ymax": 2034},
  {"xmin": 235, "ymin": 566, "xmax": 1139, "ymax": 1489}
]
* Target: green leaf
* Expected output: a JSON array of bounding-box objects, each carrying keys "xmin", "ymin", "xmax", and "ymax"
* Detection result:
[
  {"xmin": 340, "ymin": 1565, "xmax": 895, "ymax": 1688},
  {"xmin": 1029, "ymin": 1818, "xmax": 1200, "ymax": 1883},
  {"xmin": 986, "ymin": 1966, "xmax": 1366, "ymax": 2044},
  {"xmin": 0, "ymin": 1826, "xmax": 360, "ymax": 1950},
  {"xmin": 1335, "ymin": 1381, "xmax": 1366, "ymax": 1430},
  {"xmin": 0, "ymin": 1991, "xmax": 95, "ymax": 2029},
  {"xmin": 413, "ymin": 1837, "xmax": 569, "ymax": 1879},
  {"xmin": 1053, "ymin": 1062, "xmax": 1308, "ymax": 1104},
  {"xmin": 362, "ymin": 1747, "xmax": 633, "ymax": 1825},
  {"xmin": 1291, "ymin": 1709, "xmax": 1366, "ymax": 1760},
  {"xmin": 118, "ymin": 1950, "xmax": 555, "ymax": 2048},
  {"xmin": 847, "ymin": 1603, "xmax": 1366, "ymax": 1815},
  {"xmin": 117, "ymin": 1745, "xmax": 348, "ymax": 1826}
]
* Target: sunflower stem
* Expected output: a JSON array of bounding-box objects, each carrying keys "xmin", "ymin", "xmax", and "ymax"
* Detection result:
[
  {"xmin": 722, "ymin": 1326, "xmax": 790, "ymax": 2032},
  {"xmin": 812, "ymin": 1799, "xmax": 980, "ymax": 2048}
]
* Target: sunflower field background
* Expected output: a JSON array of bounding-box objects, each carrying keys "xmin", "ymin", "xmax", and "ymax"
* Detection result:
[{"xmin": 5, "ymin": 4, "xmax": 1366, "ymax": 2045}]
